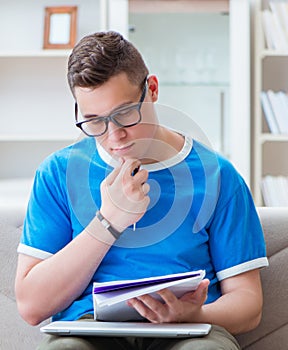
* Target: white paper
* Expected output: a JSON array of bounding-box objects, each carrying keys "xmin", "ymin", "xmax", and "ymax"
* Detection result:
[{"xmin": 93, "ymin": 270, "xmax": 205, "ymax": 321}]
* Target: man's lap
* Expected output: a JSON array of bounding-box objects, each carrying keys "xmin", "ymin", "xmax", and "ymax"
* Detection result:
[{"xmin": 37, "ymin": 325, "xmax": 241, "ymax": 350}]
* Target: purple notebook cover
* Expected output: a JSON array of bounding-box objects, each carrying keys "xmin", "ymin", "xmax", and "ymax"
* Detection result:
[{"xmin": 93, "ymin": 272, "xmax": 201, "ymax": 294}]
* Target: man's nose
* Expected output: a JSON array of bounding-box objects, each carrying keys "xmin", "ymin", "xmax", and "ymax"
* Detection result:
[{"xmin": 106, "ymin": 120, "xmax": 126, "ymax": 139}]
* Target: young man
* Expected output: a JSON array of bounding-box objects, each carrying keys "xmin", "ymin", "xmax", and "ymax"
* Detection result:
[{"xmin": 15, "ymin": 31, "xmax": 268, "ymax": 350}]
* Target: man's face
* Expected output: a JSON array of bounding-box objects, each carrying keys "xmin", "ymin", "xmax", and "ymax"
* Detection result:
[{"xmin": 74, "ymin": 73, "xmax": 159, "ymax": 163}]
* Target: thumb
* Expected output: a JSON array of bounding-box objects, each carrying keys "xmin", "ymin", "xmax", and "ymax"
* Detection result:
[
  {"xmin": 193, "ymin": 279, "xmax": 210, "ymax": 303},
  {"xmin": 181, "ymin": 279, "xmax": 210, "ymax": 304}
]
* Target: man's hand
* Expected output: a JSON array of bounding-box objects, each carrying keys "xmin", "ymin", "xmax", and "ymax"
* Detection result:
[
  {"xmin": 100, "ymin": 158, "xmax": 150, "ymax": 232},
  {"xmin": 127, "ymin": 279, "xmax": 210, "ymax": 323},
  {"xmin": 128, "ymin": 270, "xmax": 264, "ymax": 335}
]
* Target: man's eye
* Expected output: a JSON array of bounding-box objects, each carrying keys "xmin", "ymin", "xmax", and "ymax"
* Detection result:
[
  {"xmin": 116, "ymin": 106, "xmax": 137, "ymax": 117},
  {"xmin": 89, "ymin": 118, "xmax": 104, "ymax": 125},
  {"xmin": 118, "ymin": 103, "xmax": 138, "ymax": 112},
  {"xmin": 117, "ymin": 109, "xmax": 133, "ymax": 117}
]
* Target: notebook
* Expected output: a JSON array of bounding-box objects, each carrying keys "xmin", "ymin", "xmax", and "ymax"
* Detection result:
[
  {"xmin": 41, "ymin": 321, "xmax": 212, "ymax": 338},
  {"xmin": 93, "ymin": 270, "xmax": 206, "ymax": 321}
]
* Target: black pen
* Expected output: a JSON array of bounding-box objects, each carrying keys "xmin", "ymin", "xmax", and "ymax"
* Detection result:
[
  {"xmin": 132, "ymin": 165, "xmax": 140, "ymax": 231},
  {"xmin": 131, "ymin": 165, "xmax": 140, "ymax": 177}
]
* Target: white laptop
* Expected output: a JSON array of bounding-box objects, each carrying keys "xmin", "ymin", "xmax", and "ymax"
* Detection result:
[{"xmin": 41, "ymin": 321, "xmax": 211, "ymax": 338}]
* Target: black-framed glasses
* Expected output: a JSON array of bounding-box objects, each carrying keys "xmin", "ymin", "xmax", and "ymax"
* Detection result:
[{"xmin": 75, "ymin": 78, "xmax": 147, "ymax": 137}]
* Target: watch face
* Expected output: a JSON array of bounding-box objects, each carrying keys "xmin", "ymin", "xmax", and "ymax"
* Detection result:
[{"xmin": 102, "ymin": 219, "xmax": 110, "ymax": 229}]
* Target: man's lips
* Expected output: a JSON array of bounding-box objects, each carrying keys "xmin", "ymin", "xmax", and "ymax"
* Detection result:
[{"xmin": 111, "ymin": 143, "xmax": 134, "ymax": 153}]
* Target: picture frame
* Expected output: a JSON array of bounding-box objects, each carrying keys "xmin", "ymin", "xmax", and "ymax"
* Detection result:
[{"xmin": 43, "ymin": 6, "xmax": 77, "ymax": 49}]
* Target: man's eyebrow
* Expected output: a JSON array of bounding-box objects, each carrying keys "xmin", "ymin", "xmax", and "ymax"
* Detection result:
[{"xmin": 83, "ymin": 100, "xmax": 135, "ymax": 119}]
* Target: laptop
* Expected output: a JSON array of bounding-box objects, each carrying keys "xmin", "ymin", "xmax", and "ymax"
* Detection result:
[{"xmin": 41, "ymin": 321, "xmax": 211, "ymax": 338}]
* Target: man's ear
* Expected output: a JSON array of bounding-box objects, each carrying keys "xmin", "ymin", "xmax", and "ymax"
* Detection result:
[{"xmin": 147, "ymin": 75, "xmax": 159, "ymax": 102}]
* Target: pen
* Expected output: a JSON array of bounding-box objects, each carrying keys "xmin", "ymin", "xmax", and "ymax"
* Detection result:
[
  {"xmin": 131, "ymin": 165, "xmax": 140, "ymax": 177},
  {"xmin": 132, "ymin": 165, "xmax": 140, "ymax": 231}
]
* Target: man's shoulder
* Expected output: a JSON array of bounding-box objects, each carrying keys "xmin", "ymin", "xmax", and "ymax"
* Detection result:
[
  {"xmin": 189, "ymin": 140, "xmax": 236, "ymax": 174},
  {"xmin": 39, "ymin": 137, "xmax": 96, "ymax": 171}
]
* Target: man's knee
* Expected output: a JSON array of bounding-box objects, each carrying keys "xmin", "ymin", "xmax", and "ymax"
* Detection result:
[
  {"xmin": 160, "ymin": 326, "xmax": 241, "ymax": 350},
  {"xmin": 37, "ymin": 335, "xmax": 96, "ymax": 350}
]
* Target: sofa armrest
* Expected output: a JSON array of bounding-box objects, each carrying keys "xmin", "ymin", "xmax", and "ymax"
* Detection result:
[
  {"xmin": 236, "ymin": 207, "xmax": 288, "ymax": 350},
  {"xmin": 0, "ymin": 215, "xmax": 47, "ymax": 349}
]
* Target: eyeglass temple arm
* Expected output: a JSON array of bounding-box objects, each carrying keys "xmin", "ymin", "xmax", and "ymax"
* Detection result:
[{"xmin": 74, "ymin": 102, "xmax": 78, "ymax": 122}]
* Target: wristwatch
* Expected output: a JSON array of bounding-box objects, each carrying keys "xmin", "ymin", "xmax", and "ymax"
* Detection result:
[{"xmin": 96, "ymin": 211, "xmax": 122, "ymax": 239}]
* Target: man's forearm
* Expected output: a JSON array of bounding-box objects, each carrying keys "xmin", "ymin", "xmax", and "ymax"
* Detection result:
[
  {"xmin": 197, "ymin": 285, "xmax": 263, "ymax": 334},
  {"xmin": 15, "ymin": 218, "xmax": 114, "ymax": 325}
]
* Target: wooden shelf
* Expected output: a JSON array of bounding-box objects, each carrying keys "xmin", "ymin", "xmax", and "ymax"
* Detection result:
[
  {"xmin": 160, "ymin": 81, "xmax": 229, "ymax": 87},
  {"xmin": 0, "ymin": 50, "xmax": 71, "ymax": 58},
  {"xmin": 260, "ymin": 134, "xmax": 288, "ymax": 143},
  {"xmin": 261, "ymin": 50, "xmax": 288, "ymax": 58},
  {"xmin": 0, "ymin": 134, "xmax": 78, "ymax": 142},
  {"xmin": 252, "ymin": 0, "xmax": 288, "ymax": 206},
  {"xmin": 129, "ymin": 0, "xmax": 229, "ymax": 14}
]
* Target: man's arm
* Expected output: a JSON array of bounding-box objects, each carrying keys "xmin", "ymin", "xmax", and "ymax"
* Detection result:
[
  {"xmin": 15, "ymin": 158, "xmax": 150, "ymax": 326},
  {"xmin": 15, "ymin": 221, "xmax": 114, "ymax": 326},
  {"xmin": 127, "ymin": 269, "xmax": 263, "ymax": 335}
]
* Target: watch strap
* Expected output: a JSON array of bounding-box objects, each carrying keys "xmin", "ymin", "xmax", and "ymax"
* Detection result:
[{"xmin": 96, "ymin": 211, "xmax": 122, "ymax": 239}]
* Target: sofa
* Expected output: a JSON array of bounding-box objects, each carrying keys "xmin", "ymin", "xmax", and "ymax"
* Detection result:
[{"xmin": 1, "ymin": 206, "xmax": 288, "ymax": 350}]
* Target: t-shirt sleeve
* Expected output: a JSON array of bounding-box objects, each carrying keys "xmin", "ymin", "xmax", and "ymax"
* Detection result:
[
  {"xmin": 208, "ymin": 164, "xmax": 268, "ymax": 281},
  {"xmin": 18, "ymin": 156, "xmax": 72, "ymax": 259}
]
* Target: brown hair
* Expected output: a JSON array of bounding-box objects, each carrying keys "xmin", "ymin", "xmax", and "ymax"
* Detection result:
[{"xmin": 67, "ymin": 31, "xmax": 149, "ymax": 95}]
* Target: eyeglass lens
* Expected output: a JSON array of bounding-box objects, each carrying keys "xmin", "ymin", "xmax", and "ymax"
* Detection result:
[
  {"xmin": 76, "ymin": 78, "xmax": 147, "ymax": 137},
  {"xmin": 80, "ymin": 105, "xmax": 142, "ymax": 136}
]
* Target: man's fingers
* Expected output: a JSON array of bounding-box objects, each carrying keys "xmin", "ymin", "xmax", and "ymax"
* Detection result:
[
  {"xmin": 104, "ymin": 159, "xmax": 124, "ymax": 186},
  {"xmin": 142, "ymin": 182, "xmax": 150, "ymax": 195},
  {"xmin": 121, "ymin": 159, "xmax": 142, "ymax": 182}
]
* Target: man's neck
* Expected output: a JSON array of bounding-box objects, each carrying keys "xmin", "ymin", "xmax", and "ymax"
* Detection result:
[{"xmin": 140, "ymin": 127, "xmax": 185, "ymax": 165}]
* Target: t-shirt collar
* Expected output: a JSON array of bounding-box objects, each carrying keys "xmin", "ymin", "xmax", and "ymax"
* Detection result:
[{"xmin": 96, "ymin": 134, "xmax": 193, "ymax": 172}]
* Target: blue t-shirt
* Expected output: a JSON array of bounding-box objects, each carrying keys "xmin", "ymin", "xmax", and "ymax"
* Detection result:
[{"xmin": 18, "ymin": 136, "xmax": 268, "ymax": 321}]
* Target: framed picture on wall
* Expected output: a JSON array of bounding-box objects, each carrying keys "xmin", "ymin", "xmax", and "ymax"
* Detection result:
[{"xmin": 43, "ymin": 6, "xmax": 77, "ymax": 49}]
